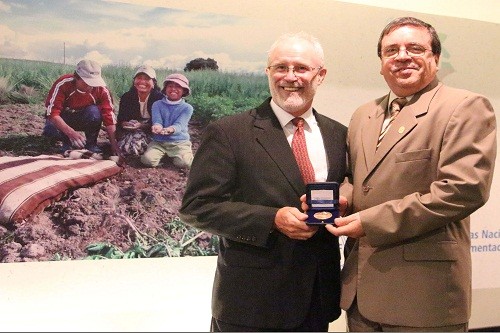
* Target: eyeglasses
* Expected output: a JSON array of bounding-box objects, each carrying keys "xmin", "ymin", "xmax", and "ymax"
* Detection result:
[
  {"xmin": 267, "ymin": 64, "xmax": 322, "ymax": 77},
  {"xmin": 381, "ymin": 44, "xmax": 432, "ymax": 59}
]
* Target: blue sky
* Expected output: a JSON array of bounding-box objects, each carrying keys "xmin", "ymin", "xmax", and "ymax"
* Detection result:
[{"xmin": 0, "ymin": 0, "xmax": 277, "ymax": 72}]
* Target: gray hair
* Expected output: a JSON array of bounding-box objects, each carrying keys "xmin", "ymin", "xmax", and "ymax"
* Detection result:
[{"xmin": 267, "ymin": 31, "xmax": 324, "ymax": 66}]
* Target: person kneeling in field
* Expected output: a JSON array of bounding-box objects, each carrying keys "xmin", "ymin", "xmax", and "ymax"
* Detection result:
[
  {"xmin": 43, "ymin": 59, "xmax": 119, "ymax": 156},
  {"xmin": 116, "ymin": 64, "xmax": 164, "ymax": 156},
  {"xmin": 141, "ymin": 73, "xmax": 194, "ymax": 169}
]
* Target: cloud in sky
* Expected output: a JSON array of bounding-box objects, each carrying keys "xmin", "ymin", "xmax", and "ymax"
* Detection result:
[{"xmin": 0, "ymin": 0, "xmax": 281, "ymax": 72}]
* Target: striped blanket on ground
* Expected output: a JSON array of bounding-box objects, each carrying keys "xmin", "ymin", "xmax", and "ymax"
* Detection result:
[{"xmin": 0, "ymin": 154, "xmax": 123, "ymax": 224}]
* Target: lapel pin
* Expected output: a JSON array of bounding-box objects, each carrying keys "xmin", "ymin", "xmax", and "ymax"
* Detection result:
[{"xmin": 398, "ymin": 126, "xmax": 405, "ymax": 133}]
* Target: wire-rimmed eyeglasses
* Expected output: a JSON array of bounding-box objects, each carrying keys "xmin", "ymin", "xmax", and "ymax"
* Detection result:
[
  {"xmin": 267, "ymin": 64, "xmax": 323, "ymax": 77},
  {"xmin": 381, "ymin": 44, "xmax": 432, "ymax": 59}
]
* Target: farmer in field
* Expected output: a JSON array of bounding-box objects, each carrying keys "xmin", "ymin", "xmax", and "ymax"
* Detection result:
[
  {"xmin": 141, "ymin": 73, "xmax": 194, "ymax": 169},
  {"xmin": 116, "ymin": 64, "xmax": 163, "ymax": 156},
  {"xmin": 43, "ymin": 59, "xmax": 119, "ymax": 155}
]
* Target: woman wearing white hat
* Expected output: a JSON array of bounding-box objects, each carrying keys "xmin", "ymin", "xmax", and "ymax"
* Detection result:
[
  {"xmin": 141, "ymin": 73, "xmax": 194, "ymax": 169},
  {"xmin": 117, "ymin": 65, "xmax": 164, "ymax": 156}
]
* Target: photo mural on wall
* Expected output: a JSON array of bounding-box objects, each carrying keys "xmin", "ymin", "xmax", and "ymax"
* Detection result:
[
  {"xmin": 0, "ymin": 0, "xmax": 496, "ymax": 269},
  {"xmin": 0, "ymin": 0, "xmax": 275, "ymax": 261}
]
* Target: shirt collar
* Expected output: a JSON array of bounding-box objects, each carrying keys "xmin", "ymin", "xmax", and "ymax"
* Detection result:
[
  {"xmin": 270, "ymin": 99, "xmax": 315, "ymax": 129},
  {"xmin": 388, "ymin": 91, "xmax": 413, "ymax": 105},
  {"xmin": 165, "ymin": 97, "xmax": 183, "ymax": 105}
]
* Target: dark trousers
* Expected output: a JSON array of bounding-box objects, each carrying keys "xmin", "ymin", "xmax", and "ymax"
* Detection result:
[
  {"xmin": 43, "ymin": 105, "xmax": 102, "ymax": 147},
  {"xmin": 210, "ymin": 275, "xmax": 329, "ymax": 332}
]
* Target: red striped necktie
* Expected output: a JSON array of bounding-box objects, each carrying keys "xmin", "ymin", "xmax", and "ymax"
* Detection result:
[{"xmin": 291, "ymin": 117, "xmax": 315, "ymax": 184}]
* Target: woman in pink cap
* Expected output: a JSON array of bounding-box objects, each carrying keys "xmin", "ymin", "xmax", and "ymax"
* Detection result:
[{"xmin": 141, "ymin": 73, "xmax": 194, "ymax": 169}]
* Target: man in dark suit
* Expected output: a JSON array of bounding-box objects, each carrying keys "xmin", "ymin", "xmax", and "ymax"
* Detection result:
[
  {"xmin": 322, "ymin": 17, "xmax": 497, "ymax": 331},
  {"xmin": 180, "ymin": 32, "xmax": 348, "ymax": 331}
]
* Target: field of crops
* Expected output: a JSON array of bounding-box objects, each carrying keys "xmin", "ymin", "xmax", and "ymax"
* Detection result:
[{"xmin": 0, "ymin": 57, "xmax": 269, "ymax": 123}]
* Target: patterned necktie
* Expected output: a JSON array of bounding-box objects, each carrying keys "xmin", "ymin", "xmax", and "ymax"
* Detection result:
[
  {"xmin": 376, "ymin": 97, "xmax": 407, "ymax": 149},
  {"xmin": 292, "ymin": 117, "xmax": 315, "ymax": 184}
]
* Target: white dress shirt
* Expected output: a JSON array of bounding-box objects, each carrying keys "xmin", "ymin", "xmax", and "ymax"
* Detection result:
[{"xmin": 270, "ymin": 99, "xmax": 328, "ymax": 182}]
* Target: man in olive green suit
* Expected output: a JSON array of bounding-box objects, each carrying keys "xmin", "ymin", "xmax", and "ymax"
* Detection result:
[{"xmin": 325, "ymin": 17, "xmax": 496, "ymax": 331}]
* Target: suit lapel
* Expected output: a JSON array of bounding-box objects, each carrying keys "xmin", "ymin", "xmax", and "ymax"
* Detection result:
[
  {"xmin": 318, "ymin": 115, "xmax": 336, "ymax": 179},
  {"xmin": 366, "ymin": 79, "xmax": 441, "ymax": 175},
  {"xmin": 374, "ymin": 105, "xmax": 418, "ymax": 158},
  {"xmin": 253, "ymin": 101, "xmax": 305, "ymax": 195},
  {"xmin": 316, "ymin": 111, "xmax": 345, "ymax": 181},
  {"xmin": 362, "ymin": 99, "xmax": 386, "ymax": 169}
]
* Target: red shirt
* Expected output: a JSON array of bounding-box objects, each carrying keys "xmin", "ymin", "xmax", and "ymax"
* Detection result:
[{"xmin": 45, "ymin": 74, "xmax": 116, "ymax": 126}]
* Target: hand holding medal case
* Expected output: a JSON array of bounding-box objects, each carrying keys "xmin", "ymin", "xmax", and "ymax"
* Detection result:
[{"xmin": 305, "ymin": 182, "xmax": 339, "ymax": 225}]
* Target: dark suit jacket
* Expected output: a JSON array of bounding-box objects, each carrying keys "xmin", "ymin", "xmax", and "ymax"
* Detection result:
[
  {"xmin": 342, "ymin": 79, "xmax": 497, "ymax": 327},
  {"xmin": 180, "ymin": 97, "xmax": 348, "ymax": 329}
]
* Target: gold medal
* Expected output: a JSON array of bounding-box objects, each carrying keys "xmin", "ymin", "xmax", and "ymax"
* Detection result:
[{"xmin": 314, "ymin": 211, "xmax": 333, "ymax": 220}]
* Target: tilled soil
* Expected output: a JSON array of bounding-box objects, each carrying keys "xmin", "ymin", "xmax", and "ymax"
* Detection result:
[{"xmin": 0, "ymin": 103, "xmax": 217, "ymax": 262}]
